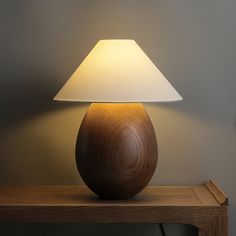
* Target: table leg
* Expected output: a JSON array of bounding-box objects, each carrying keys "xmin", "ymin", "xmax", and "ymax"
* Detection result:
[{"xmin": 198, "ymin": 214, "xmax": 228, "ymax": 236}]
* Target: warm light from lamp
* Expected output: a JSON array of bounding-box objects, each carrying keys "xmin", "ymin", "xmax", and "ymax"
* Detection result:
[{"xmin": 54, "ymin": 40, "xmax": 182, "ymax": 102}]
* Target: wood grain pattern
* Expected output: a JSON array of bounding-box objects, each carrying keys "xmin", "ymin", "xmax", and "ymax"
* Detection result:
[
  {"xmin": 76, "ymin": 103, "xmax": 158, "ymax": 199},
  {"xmin": 205, "ymin": 180, "xmax": 228, "ymax": 206},
  {"xmin": 0, "ymin": 181, "xmax": 228, "ymax": 236}
]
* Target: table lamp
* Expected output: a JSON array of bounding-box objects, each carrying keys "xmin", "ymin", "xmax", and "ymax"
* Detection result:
[{"xmin": 54, "ymin": 40, "xmax": 182, "ymax": 199}]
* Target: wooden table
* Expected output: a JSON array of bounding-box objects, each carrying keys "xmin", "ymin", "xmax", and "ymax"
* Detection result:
[{"xmin": 0, "ymin": 180, "xmax": 228, "ymax": 236}]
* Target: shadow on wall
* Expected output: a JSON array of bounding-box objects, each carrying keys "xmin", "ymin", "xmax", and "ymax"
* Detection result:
[
  {"xmin": 0, "ymin": 70, "xmax": 82, "ymax": 132},
  {"xmin": 0, "ymin": 67, "xmax": 89, "ymax": 185}
]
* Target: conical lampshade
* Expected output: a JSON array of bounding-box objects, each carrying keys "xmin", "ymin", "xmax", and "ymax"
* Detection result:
[{"xmin": 54, "ymin": 40, "xmax": 182, "ymax": 102}]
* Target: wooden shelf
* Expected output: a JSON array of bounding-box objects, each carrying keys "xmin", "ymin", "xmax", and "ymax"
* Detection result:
[{"xmin": 0, "ymin": 180, "xmax": 228, "ymax": 236}]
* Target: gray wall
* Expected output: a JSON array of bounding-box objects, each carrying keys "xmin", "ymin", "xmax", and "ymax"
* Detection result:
[{"xmin": 0, "ymin": 0, "xmax": 235, "ymax": 235}]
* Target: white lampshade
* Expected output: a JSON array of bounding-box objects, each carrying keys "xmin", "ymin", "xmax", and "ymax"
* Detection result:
[{"xmin": 54, "ymin": 40, "xmax": 182, "ymax": 102}]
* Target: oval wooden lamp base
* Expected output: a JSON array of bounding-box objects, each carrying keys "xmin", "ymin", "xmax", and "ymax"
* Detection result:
[{"xmin": 76, "ymin": 103, "xmax": 158, "ymax": 199}]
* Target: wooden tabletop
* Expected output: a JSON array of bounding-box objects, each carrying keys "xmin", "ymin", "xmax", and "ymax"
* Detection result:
[{"xmin": 0, "ymin": 180, "xmax": 228, "ymax": 224}]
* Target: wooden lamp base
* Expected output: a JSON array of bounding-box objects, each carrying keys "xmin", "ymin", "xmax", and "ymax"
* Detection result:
[{"xmin": 76, "ymin": 103, "xmax": 158, "ymax": 199}]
